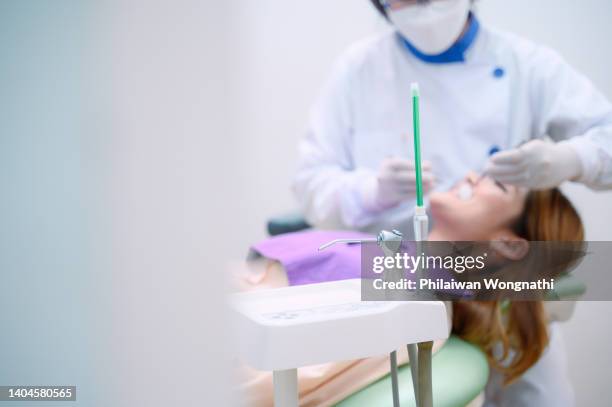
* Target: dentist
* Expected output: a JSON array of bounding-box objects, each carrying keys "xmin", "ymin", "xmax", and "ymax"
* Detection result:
[{"xmin": 293, "ymin": 0, "xmax": 612, "ymax": 236}]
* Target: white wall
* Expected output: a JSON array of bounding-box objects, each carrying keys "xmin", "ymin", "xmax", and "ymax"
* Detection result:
[
  {"xmin": 228, "ymin": 0, "xmax": 612, "ymax": 405},
  {"xmin": 100, "ymin": 1, "xmax": 234, "ymax": 405},
  {"xmin": 2, "ymin": 1, "xmax": 235, "ymax": 405}
]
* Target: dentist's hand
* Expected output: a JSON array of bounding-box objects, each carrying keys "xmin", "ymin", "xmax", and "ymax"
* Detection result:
[
  {"xmin": 363, "ymin": 157, "xmax": 436, "ymax": 211},
  {"xmin": 485, "ymin": 139, "xmax": 582, "ymax": 190}
]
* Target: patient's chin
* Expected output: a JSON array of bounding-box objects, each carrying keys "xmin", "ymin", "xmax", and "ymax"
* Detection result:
[
  {"xmin": 429, "ymin": 191, "xmax": 447, "ymax": 205},
  {"xmin": 430, "ymin": 191, "xmax": 456, "ymax": 210},
  {"xmin": 430, "ymin": 193, "xmax": 477, "ymax": 237},
  {"xmin": 429, "ymin": 192, "xmax": 452, "ymax": 222}
]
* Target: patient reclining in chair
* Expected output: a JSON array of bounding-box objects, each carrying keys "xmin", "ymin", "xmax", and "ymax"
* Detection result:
[{"xmin": 234, "ymin": 172, "xmax": 584, "ymax": 407}]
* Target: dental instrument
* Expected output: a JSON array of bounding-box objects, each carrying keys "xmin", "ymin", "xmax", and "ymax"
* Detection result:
[
  {"xmin": 407, "ymin": 82, "xmax": 433, "ymax": 407},
  {"xmin": 477, "ymin": 146, "xmax": 507, "ymax": 192},
  {"xmin": 316, "ymin": 83, "xmax": 437, "ymax": 407},
  {"xmin": 411, "ymin": 83, "xmax": 428, "ymax": 242},
  {"xmin": 318, "ymin": 230, "xmax": 401, "ymax": 253}
]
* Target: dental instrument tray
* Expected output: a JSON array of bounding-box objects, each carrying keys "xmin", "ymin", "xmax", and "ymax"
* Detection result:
[{"xmin": 231, "ymin": 279, "xmax": 448, "ymax": 371}]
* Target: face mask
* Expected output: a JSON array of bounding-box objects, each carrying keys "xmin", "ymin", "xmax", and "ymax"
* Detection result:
[{"xmin": 387, "ymin": 0, "xmax": 471, "ymax": 55}]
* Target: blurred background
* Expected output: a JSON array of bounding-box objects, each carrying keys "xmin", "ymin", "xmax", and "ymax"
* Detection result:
[{"xmin": 1, "ymin": 0, "xmax": 611, "ymax": 406}]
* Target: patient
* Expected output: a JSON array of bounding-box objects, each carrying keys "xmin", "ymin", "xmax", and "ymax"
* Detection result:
[{"xmin": 235, "ymin": 172, "xmax": 583, "ymax": 406}]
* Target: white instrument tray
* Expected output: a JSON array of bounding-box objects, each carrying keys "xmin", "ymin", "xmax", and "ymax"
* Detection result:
[{"xmin": 231, "ymin": 279, "xmax": 449, "ymax": 370}]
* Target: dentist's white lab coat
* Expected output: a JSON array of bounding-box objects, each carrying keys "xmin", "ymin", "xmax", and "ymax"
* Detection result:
[
  {"xmin": 293, "ymin": 23, "xmax": 612, "ymax": 236},
  {"xmin": 484, "ymin": 322, "xmax": 574, "ymax": 407}
]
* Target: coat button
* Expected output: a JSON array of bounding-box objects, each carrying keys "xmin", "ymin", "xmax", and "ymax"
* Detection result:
[{"xmin": 493, "ymin": 67, "xmax": 505, "ymax": 78}]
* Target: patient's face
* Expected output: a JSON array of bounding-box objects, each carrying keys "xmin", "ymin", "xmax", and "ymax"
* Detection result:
[{"xmin": 430, "ymin": 172, "xmax": 528, "ymax": 241}]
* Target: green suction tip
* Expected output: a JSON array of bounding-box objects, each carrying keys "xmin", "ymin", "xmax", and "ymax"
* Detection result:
[{"xmin": 411, "ymin": 83, "xmax": 423, "ymax": 207}]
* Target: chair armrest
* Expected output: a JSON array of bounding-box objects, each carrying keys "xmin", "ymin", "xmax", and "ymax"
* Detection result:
[
  {"xmin": 546, "ymin": 275, "xmax": 586, "ymax": 300},
  {"xmin": 267, "ymin": 212, "xmax": 311, "ymax": 236},
  {"xmin": 545, "ymin": 275, "xmax": 586, "ymax": 323}
]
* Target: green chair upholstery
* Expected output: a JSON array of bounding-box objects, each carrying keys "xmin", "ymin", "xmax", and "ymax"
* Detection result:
[{"xmin": 335, "ymin": 336, "xmax": 489, "ymax": 407}]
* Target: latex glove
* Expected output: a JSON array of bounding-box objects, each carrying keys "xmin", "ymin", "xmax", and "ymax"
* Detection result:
[
  {"xmin": 363, "ymin": 157, "xmax": 436, "ymax": 211},
  {"xmin": 485, "ymin": 139, "xmax": 582, "ymax": 190}
]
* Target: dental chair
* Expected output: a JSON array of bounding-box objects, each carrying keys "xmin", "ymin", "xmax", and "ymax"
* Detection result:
[{"xmin": 259, "ymin": 212, "xmax": 585, "ymax": 406}]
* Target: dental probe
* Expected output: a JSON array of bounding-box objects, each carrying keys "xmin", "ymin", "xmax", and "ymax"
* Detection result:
[
  {"xmin": 477, "ymin": 146, "xmax": 507, "ymax": 192},
  {"xmin": 318, "ymin": 238, "xmax": 377, "ymax": 251},
  {"xmin": 318, "ymin": 230, "xmax": 402, "ymax": 253}
]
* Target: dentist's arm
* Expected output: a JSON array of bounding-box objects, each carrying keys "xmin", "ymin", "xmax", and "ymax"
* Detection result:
[
  {"xmin": 293, "ymin": 55, "xmax": 433, "ymax": 229},
  {"xmin": 293, "ymin": 54, "xmax": 369, "ymax": 229},
  {"xmin": 487, "ymin": 47, "xmax": 612, "ymax": 190}
]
